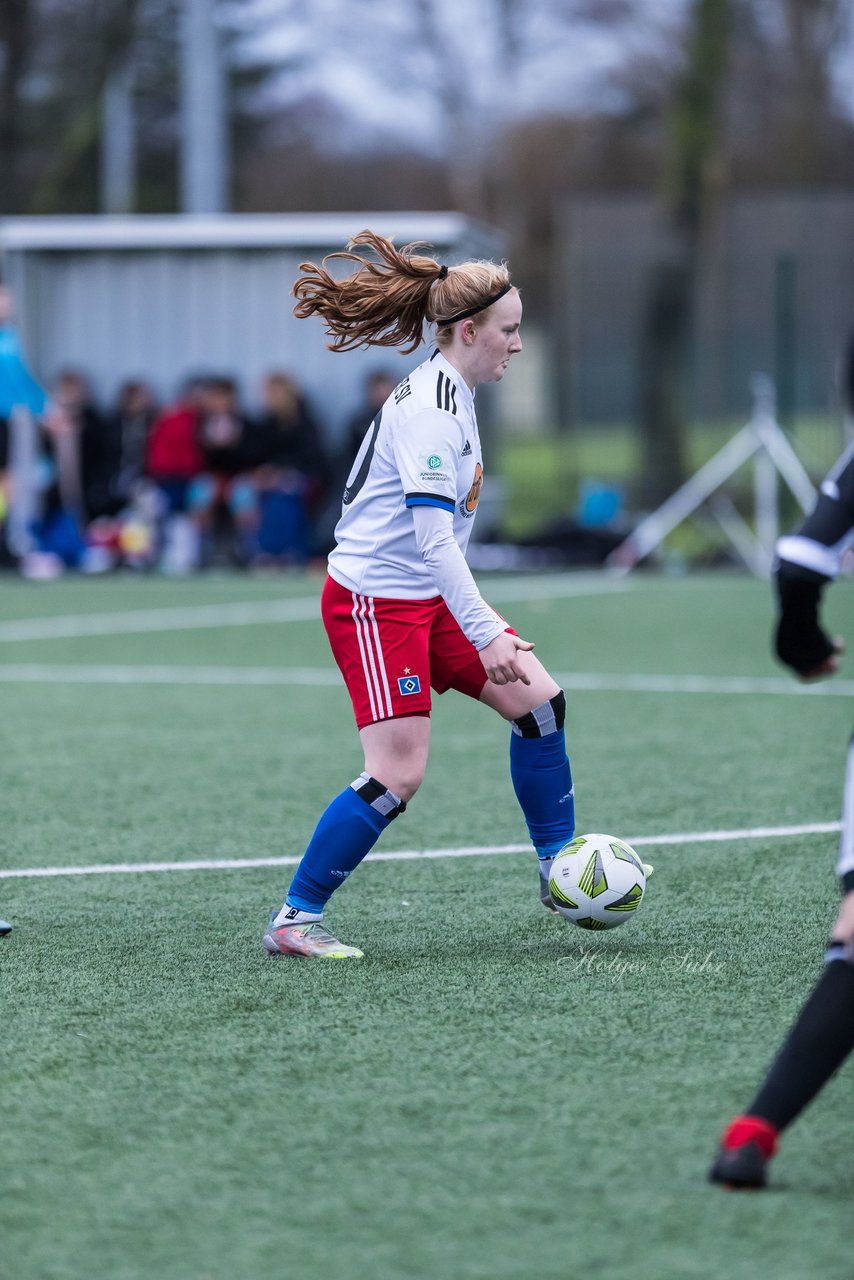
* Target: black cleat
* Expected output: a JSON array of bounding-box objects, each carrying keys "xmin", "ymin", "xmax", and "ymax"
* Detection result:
[
  {"xmin": 708, "ymin": 1140, "xmax": 769, "ymax": 1189},
  {"xmin": 0, "ymin": 918, "xmax": 12, "ymax": 936}
]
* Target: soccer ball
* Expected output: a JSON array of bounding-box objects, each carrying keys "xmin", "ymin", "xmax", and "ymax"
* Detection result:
[{"xmin": 548, "ymin": 833, "xmax": 646, "ymax": 930}]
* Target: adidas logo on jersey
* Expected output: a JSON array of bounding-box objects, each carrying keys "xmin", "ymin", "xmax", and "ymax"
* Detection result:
[{"xmin": 461, "ymin": 439, "xmax": 472, "ymax": 457}]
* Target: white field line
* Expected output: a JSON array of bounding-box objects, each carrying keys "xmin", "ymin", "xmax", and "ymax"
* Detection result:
[
  {"xmin": 0, "ymin": 821, "xmax": 840, "ymax": 880},
  {"xmin": 0, "ymin": 663, "xmax": 342, "ymax": 686},
  {"xmin": 556, "ymin": 672, "xmax": 854, "ymax": 697},
  {"xmin": 0, "ymin": 574, "xmax": 628, "ymax": 643},
  {"xmin": 0, "ymin": 597, "xmax": 321, "ymax": 642},
  {"xmin": 0, "ymin": 662, "xmax": 853, "ymax": 698}
]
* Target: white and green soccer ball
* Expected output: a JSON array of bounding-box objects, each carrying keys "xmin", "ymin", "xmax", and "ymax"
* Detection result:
[{"xmin": 548, "ymin": 833, "xmax": 646, "ymax": 930}]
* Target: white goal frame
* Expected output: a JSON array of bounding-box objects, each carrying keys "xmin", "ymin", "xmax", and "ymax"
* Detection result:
[{"xmin": 606, "ymin": 375, "xmax": 817, "ymax": 577}]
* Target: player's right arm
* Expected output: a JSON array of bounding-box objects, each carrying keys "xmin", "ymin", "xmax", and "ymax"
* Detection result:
[
  {"xmin": 411, "ymin": 506, "xmax": 534, "ymax": 684},
  {"xmin": 774, "ymin": 442, "xmax": 854, "ymax": 679}
]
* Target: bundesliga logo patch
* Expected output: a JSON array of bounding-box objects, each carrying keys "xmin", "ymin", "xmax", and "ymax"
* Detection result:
[{"xmin": 398, "ymin": 674, "xmax": 422, "ymax": 696}]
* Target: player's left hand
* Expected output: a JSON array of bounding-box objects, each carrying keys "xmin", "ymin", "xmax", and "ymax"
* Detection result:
[
  {"xmin": 796, "ymin": 636, "xmax": 845, "ymax": 681},
  {"xmin": 479, "ymin": 632, "xmax": 535, "ymax": 685}
]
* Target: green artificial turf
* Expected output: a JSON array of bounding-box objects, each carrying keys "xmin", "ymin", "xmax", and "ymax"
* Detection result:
[{"xmin": 2, "ymin": 571, "xmax": 853, "ymax": 1280}]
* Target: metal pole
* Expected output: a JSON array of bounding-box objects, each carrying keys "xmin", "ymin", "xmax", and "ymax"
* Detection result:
[
  {"xmin": 606, "ymin": 425, "xmax": 760, "ymax": 571},
  {"xmin": 606, "ymin": 374, "xmax": 816, "ymax": 574},
  {"xmin": 751, "ymin": 374, "xmax": 778, "ymax": 561},
  {"xmin": 180, "ymin": 0, "xmax": 229, "ymax": 213},
  {"xmin": 101, "ymin": 55, "xmax": 137, "ymax": 214},
  {"xmin": 774, "ymin": 252, "xmax": 797, "ymax": 430},
  {"xmin": 750, "ymin": 373, "xmax": 816, "ymax": 513}
]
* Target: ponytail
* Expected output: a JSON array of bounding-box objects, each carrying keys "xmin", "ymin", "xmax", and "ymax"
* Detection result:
[{"xmin": 292, "ymin": 229, "xmax": 512, "ymax": 354}]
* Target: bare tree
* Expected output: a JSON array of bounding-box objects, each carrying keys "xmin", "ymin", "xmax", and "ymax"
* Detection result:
[
  {"xmin": 1, "ymin": 0, "xmax": 278, "ymax": 214},
  {"xmin": 26, "ymin": 0, "xmax": 143, "ymax": 213},
  {"xmin": 636, "ymin": 0, "xmax": 729, "ymax": 508},
  {"xmin": 0, "ymin": 0, "xmax": 34, "ymax": 214},
  {"xmin": 635, "ymin": 0, "xmax": 853, "ymax": 509},
  {"xmin": 726, "ymin": 0, "xmax": 854, "ymax": 186}
]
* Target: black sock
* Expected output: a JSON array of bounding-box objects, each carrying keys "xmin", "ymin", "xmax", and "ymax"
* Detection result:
[{"xmin": 748, "ymin": 960, "xmax": 854, "ymax": 1131}]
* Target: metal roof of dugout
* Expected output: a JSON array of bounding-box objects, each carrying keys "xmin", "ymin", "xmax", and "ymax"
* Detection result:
[{"xmin": 0, "ymin": 213, "xmax": 501, "ymax": 434}]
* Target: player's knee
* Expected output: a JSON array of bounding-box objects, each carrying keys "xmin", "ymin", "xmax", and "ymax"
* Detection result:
[
  {"xmin": 386, "ymin": 763, "xmax": 425, "ymax": 804},
  {"xmin": 362, "ymin": 740, "xmax": 428, "ymax": 802}
]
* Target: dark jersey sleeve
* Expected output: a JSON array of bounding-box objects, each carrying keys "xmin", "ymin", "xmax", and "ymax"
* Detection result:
[
  {"xmin": 777, "ymin": 441, "xmax": 854, "ymax": 581},
  {"xmin": 773, "ymin": 442, "xmax": 854, "ymax": 674}
]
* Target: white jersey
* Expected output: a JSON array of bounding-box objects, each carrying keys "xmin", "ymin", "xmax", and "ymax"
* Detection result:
[{"xmin": 327, "ymin": 348, "xmax": 505, "ymax": 650}]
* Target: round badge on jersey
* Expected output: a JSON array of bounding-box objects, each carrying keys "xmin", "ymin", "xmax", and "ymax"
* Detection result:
[{"xmin": 464, "ymin": 462, "xmax": 483, "ymax": 515}]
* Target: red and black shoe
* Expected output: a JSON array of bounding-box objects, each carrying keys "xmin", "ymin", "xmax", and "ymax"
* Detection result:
[{"xmin": 708, "ymin": 1115, "xmax": 779, "ymax": 1189}]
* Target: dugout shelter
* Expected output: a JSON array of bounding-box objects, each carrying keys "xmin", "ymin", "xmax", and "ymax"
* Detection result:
[{"xmin": 0, "ymin": 213, "xmax": 501, "ymax": 443}]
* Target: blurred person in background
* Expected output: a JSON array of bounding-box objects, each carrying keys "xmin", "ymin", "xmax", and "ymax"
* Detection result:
[
  {"xmin": 23, "ymin": 368, "xmax": 104, "ymax": 576},
  {"xmin": 51, "ymin": 369, "xmax": 118, "ymax": 525},
  {"xmin": 105, "ymin": 379, "xmax": 159, "ymax": 511},
  {"xmin": 145, "ymin": 375, "xmax": 208, "ymax": 573},
  {"xmin": 247, "ymin": 370, "xmax": 332, "ymax": 566},
  {"xmin": 189, "ymin": 376, "xmax": 257, "ymax": 567},
  {"xmin": 0, "ymin": 284, "xmax": 45, "ymax": 417},
  {"xmin": 85, "ymin": 379, "xmax": 161, "ymax": 569},
  {"xmin": 0, "ymin": 282, "xmax": 51, "ymax": 566}
]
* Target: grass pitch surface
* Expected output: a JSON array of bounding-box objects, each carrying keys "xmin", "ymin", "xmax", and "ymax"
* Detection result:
[{"xmin": 2, "ymin": 570, "xmax": 853, "ymax": 1280}]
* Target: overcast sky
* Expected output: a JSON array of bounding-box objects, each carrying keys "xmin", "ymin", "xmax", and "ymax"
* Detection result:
[
  {"xmin": 231, "ymin": 0, "xmax": 854, "ymax": 155},
  {"xmin": 235, "ymin": 0, "xmax": 692, "ymax": 152}
]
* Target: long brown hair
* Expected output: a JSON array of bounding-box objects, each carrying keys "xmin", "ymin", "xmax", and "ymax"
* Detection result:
[{"xmin": 292, "ymin": 229, "xmax": 511, "ymax": 354}]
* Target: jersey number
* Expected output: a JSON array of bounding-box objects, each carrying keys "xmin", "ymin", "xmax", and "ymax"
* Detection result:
[{"xmin": 343, "ymin": 408, "xmax": 382, "ymax": 506}]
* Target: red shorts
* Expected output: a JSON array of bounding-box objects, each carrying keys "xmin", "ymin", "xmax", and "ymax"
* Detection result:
[{"xmin": 321, "ymin": 575, "xmax": 502, "ymax": 729}]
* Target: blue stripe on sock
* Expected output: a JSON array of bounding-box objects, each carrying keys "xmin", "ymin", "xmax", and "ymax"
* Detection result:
[
  {"xmin": 286, "ymin": 785, "xmax": 391, "ymax": 913},
  {"xmin": 509, "ymin": 728, "xmax": 574, "ymax": 859}
]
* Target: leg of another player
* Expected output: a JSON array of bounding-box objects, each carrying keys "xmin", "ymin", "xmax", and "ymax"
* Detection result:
[
  {"xmin": 479, "ymin": 653, "xmax": 574, "ymax": 910},
  {"xmin": 709, "ymin": 953, "xmax": 854, "ymax": 1188},
  {"xmin": 264, "ymin": 715, "xmax": 430, "ymax": 958},
  {"xmin": 710, "ymin": 741, "xmax": 854, "ymax": 1187},
  {"xmin": 710, "ymin": 891, "xmax": 854, "ymax": 1188}
]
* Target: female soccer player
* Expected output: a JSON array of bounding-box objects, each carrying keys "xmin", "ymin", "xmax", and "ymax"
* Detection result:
[
  {"xmin": 709, "ymin": 438, "xmax": 854, "ymax": 1188},
  {"xmin": 263, "ymin": 230, "xmax": 575, "ymax": 958}
]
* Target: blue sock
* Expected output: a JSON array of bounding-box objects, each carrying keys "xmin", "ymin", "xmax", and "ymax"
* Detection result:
[
  {"xmin": 509, "ymin": 708, "xmax": 574, "ymax": 860},
  {"xmin": 286, "ymin": 774, "xmax": 405, "ymax": 913}
]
